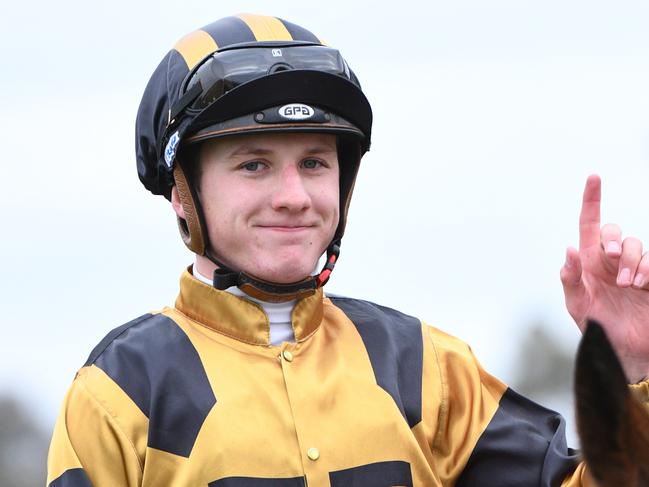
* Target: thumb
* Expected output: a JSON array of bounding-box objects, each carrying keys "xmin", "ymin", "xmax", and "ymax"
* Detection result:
[{"xmin": 560, "ymin": 247, "xmax": 588, "ymax": 329}]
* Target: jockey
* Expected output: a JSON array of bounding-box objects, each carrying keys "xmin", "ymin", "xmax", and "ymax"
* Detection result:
[{"xmin": 47, "ymin": 13, "xmax": 649, "ymax": 486}]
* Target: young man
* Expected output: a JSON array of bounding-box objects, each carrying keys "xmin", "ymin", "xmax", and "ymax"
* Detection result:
[{"xmin": 47, "ymin": 13, "xmax": 649, "ymax": 487}]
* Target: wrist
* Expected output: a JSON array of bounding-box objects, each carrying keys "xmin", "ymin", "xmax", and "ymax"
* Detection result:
[{"xmin": 621, "ymin": 360, "xmax": 649, "ymax": 385}]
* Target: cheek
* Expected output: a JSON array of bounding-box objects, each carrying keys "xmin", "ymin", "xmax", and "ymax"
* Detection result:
[
  {"xmin": 200, "ymin": 186, "xmax": 237, "ymax": 239},
  {"xmin": 202, "ymin": 187, "xmax": 267, "ymax": 249},
  {"xmin": 319, "ymin": 184, "xmax": 340, "ymax": 225}
]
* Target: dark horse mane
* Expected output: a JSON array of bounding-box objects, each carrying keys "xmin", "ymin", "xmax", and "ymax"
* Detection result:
[{"xmin": 575, "ymin": 320, "xmax": 649, "ymax": 487}]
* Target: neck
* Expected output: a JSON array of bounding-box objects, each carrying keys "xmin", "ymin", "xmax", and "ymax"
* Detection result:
[{"xmin": 194, "ymin": 254, "xmax": 221, "ymax": 282}]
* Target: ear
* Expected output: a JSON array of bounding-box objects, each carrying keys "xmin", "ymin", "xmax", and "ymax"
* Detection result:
[{"xmin": 171, "ymin": 186, "xmax": 186, "ymax": 220}]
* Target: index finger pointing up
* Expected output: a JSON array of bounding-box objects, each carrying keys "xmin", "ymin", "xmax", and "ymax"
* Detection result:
[{"xmin": 579, "ymin": 174, "xmax": 602, "ymax": 250}]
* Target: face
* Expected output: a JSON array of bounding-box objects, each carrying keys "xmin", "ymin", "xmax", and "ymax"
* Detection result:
[{"xmin": 186, "ymin": 132, "xmax": 340, "ymax": 284}]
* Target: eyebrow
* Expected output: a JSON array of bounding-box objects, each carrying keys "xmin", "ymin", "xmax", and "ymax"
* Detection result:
[
  {"xmin": 306, "ymin": 145, "xmax": 337, "ymax": 154},
  {"xmin": 228, "ymin": 144, "xmax": 337, "ymax": 158},
  {"xmin": 228, "ymin": 146, "xmax": 273, "ymax": 157}
]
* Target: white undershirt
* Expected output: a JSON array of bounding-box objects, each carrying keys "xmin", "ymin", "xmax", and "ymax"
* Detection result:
[{"xmin": 192, "ymin": 267, "xmax": 296, "ymax": 345}]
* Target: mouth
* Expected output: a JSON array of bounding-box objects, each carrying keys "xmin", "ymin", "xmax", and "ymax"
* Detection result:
[{"xmin": 256, "ymin": 225, "xmax": 315, "ymax": 232}]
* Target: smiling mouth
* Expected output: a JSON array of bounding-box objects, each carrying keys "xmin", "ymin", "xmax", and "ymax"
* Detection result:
[{"xmin": 257, "ymin": 225, "xmax": 315, "ymax": 232}]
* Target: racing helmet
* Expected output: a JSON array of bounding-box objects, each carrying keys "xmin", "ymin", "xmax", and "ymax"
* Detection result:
[{"xmin": 135, "ymin": 13, "xmax": 373, "ymax": 300}]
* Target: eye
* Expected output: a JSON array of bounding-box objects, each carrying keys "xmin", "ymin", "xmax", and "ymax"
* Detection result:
[
  {"xmin": 301, "ymin": 158, "xmax": 324, "ymax": 169},
  {"xmin": 241, "ymin": 160, "xmax": 266, "ymax": 172}
]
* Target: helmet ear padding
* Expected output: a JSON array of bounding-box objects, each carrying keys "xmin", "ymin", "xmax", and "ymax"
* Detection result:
[
  {"xmin": 173, "ymin": 164, "xmax": 206, "ymax": 255},
  {"xmin": 335, "ymin": 137, "xmax": 363, "ymax": 242}
]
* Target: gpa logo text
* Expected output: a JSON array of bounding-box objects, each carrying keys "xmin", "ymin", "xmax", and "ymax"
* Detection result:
[{"xmin": 279, "ymin": 104, "xmax": 315, "ymax": 120}]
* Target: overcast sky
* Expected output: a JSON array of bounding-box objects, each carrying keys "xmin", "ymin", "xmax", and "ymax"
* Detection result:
[{"xmin": 3, "ymin": 0, "xmax": 649, "ymax": 444}]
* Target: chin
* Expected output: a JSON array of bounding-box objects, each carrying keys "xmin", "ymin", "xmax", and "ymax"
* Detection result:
[{"xmin": 252, "ymin": 260, "xmax": 315, "ymax": 284}]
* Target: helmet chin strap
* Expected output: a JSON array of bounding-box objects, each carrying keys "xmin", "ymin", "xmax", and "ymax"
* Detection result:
[{"xmin": 206, "ymin": 241, "xmax": 340, "ymax": 303}]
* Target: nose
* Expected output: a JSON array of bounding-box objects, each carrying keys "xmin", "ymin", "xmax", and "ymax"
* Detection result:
[{"xmin": 270, "ymin": 164, "xmax": 311, "ymax": 212}]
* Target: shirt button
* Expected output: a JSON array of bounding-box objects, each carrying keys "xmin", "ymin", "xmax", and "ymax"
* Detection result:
[
  {"xmin": 307, "ymin": 447, "xmax": 320, "ymax": 461},
  {"xmin": 282, "ymin": 350, "xmax": 294, "ymax": 362}
]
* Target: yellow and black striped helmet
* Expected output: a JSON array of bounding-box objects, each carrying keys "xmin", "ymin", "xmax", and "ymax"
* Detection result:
[{"xmin": 135, "ymin": 14, "xmax": 372, "ymax": 298}]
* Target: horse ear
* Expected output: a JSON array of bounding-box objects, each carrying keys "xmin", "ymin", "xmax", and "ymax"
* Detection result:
[
  {"xmin": 576, "ymin": 319, "xmax": 628, "ymax": 418},
  {"xmin": 575, "ymin": 319, "xmax": 629, "ymax": 484}
]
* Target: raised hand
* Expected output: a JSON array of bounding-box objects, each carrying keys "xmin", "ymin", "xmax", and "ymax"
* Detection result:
[{"xmin": 560, "ymin": 175, "xmax": 649, "ymax": 383}]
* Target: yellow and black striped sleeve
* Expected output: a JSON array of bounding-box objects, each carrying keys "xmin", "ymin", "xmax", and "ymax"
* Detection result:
[
  {"xmin": 47, "ymin": 310, "xmax": 219, "ymax": 487},
  {"xmin": 46, "ymin": 315, "xmax": 159, "ymax": 487},
  {"xmin": 46, "ymin": 367, "xmax": 145, "ymax": 486},
  {"xmin": 423, "ymin": 323, "xmax": 649, "ymax": 486},
  {"xmin": 46, "ymin": 384, "xmax": 92, "ymax": 487},
  {"xmin": 422, "ymin": 324, "xmax": 580, "ymax": 486}
]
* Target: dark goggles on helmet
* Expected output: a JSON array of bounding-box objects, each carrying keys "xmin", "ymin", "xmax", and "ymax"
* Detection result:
[{"xmin": 180, "ymin": 42, "xmax": 355, "ymax": 112}]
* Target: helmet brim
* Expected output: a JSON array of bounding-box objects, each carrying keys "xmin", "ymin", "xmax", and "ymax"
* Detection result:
[
  {"xmin": 186, "ymin": 69, "xmax": 372, "ymax": 151},
  {"xmin": 183, "ymin": 114, "xmax": 364, "ymax": 146}
]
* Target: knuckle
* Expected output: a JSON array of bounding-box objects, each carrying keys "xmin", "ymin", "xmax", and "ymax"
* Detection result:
[
  {"xmin": 601, "ymin": 222, "xmax": 621, "ymax": 236},
  {"xmin": 623, "ymin": 236, "xmax": 642, "ymax": 249},
  {"xmin": 637, "ymin": 252, "xmax": 649, "ymax": 270}
]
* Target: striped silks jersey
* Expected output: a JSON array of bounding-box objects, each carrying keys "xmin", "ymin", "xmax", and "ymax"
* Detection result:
[{"xmin": 47, "ymin": 267, "xmax": 649, "ymax": 486}]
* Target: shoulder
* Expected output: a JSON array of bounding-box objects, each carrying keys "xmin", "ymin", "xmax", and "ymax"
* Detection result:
[
  {"xmin": 326, "ymin": 294, "xmax": 422, "ymax": 332},
  {"xmin": 83, "ymin": 312, "xmax": 194, "ymax": 369},
  {"xmin": 83, "ymin": 313, "xmax": 158, "ymax": 367},
  {"xmin": 326, "ymin": 294, "xmax": 469, "ymax": 356},
  {"xmin": 326, "ymin": 294, "xmax": 493, "ymax": 383},
  {"xmin": 326, "ymin": 294, "xmax": 478, "ymax": 359},
  {"xmin": 82, "ymin": 312, "xmax": 212, "ymax": 410}
]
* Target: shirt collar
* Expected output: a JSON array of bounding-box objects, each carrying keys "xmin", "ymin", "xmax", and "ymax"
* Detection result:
[
  {"xmin": 175, "ymin": 267, "xmax": 323, "ymax": 345},
  {"xmin": 192, "ymin": 265, "xmax": 297, "ymax": 326}
]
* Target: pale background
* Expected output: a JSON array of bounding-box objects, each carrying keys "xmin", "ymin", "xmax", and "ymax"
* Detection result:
[{"xmin": 2, "ymin": 0, "xmax": 649, "ymax": 483}]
